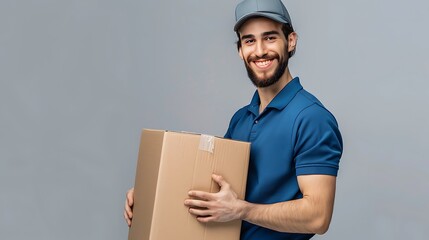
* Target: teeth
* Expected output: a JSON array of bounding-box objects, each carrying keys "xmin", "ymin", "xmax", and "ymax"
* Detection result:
[{"xmin": 255, "ymin": 60, "xmax": 271, "ymax": 67}]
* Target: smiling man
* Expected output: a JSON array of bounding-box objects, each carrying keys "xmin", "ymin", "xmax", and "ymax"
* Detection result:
[{"xmin": 125, "ymin": 0, "xmax": 343, "ymax": 239}]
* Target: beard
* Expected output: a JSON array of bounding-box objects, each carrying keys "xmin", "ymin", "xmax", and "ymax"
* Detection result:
[{"xmin": 244, "ymin": 49, "xmax": 289, "ymax": 88}]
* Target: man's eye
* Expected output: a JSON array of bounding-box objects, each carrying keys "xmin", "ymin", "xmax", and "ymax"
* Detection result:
[
  {"xmin": 244, "ymin": 39, "xmax": 255, "ymax": 44},
  {"xmin": 265, "ymin": 36, "xmax": 276, "ymax": 41}
]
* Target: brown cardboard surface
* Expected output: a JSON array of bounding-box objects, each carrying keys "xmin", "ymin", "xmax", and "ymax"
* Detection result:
[{"xmin": 128, "ymin": 129, "xmax": 250, "ymax": 240}]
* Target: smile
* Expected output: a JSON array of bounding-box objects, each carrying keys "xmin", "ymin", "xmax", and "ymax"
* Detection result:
[{"xmin": 253, "ymin": 59, "xmax": 274, "ymax": 69}]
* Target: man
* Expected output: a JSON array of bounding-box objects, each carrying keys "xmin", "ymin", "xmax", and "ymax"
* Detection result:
[{"xmin": 124, "ymin": 0, "xmax": 343, "ymax": 239}]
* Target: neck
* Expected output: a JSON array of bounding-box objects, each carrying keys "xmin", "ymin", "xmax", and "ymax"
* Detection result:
[{"xmin": 257, "ymin": 68, "xmax": 293, "ymax": 113}]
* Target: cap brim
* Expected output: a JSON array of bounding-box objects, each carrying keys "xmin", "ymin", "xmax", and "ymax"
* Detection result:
[{"xmin": 234, "ymin": 12, "xmax": 288, "ymax": 31}]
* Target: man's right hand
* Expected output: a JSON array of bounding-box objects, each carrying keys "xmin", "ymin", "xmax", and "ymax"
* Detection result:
[{"xmin": 123, "ymin": 187, "xmax": 134, "ymax": 227}]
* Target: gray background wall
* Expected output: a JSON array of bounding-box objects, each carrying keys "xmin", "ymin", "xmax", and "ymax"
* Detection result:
[{"xmin": 1, "ymin": 0, "xmax": 428, "ymax": 239}]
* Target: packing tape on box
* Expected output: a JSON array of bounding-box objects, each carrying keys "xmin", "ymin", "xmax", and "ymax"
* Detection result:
[{"xmin": 199, "ymin": 134, "xmax": 215, "ymax": 153}]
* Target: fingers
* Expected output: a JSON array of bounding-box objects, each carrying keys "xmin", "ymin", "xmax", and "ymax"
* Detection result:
[
  {"xmin": 187, "ymin": 175, "xmax": 228, "ymax": 199},
  {"xmin": 125, "ymin": 201, "xmax": 133, "ymax": 219},
  {"xmin": 184, "ymin": 198, "xmax": 212, "ymax": 209},
  {"xmin": 123, "ymin": 211, "xmax": 131, "ymax": 226},
  {"xmin": 211, "ymin": 174, "xmax": 223, "ymax": 186},
  {"xmin": 127, "ymin": 187, "xmax": 134, "ymax": 207},
  {"xmin": 187, "ymin": 190, "xmax": 214, "ymax": 201},
  {"xmin": 184, "ymin": 174, "xmax": 232, "ymax": 224},
  {"xmin": 187, "ymin": 205, "xmax": 213, "ymax": 216},
  {"xmin": 184, "ymin": 199, "xmax": 216, "ymax": 222},
  {"xmin": 189, "ymin": 208, "xmax": 216, "ymax": 221},
  {"xmin": 124, "ymin": 188, "xmax": 134, "ymax": 227},
  {"xmin": 196, "ymin": 215, "xmax": 217, "ymax": 223},
  {"xmin": 212, "ymin": 174, "xmax": 228, "ymax": 189}
]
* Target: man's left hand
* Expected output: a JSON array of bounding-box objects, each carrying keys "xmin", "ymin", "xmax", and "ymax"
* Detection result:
[{"xmin": 184, "ymin": 174, "xmax": 245, "ymax": 223}]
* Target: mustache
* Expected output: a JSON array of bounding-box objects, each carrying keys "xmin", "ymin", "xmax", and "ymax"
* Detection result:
[{"xmin": 247, "ymin": 53, "xmax": 279, "ymax": 62}]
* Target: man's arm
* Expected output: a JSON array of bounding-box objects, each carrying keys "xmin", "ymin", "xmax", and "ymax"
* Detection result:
[
  {"xmin": 184, "ymin": 174, "xmax": 336, "ymax": 234},
  {"xmin": 242, "ymin": 174, "xmax": 336, "ymax": 234}
]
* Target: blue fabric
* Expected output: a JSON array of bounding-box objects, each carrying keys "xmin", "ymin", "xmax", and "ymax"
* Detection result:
[{"xmin": 224, "ymin": 77, "xmax": 343, "ymax": 240}]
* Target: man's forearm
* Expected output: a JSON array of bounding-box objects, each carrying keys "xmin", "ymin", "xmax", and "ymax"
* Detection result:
[
  {"xmin": 185, "ymin": 175, "xmax": 336, "ymax": 234},
  {"xmin": 239, "ymin": 197, "xmax": 331, "ymax": 234},
  {"xmin": 239, "ymin": 175, "xmax": 336, "ymax": 234}
]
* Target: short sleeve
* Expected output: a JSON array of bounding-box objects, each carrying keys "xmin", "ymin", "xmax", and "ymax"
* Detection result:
[
  {"xmin": 224, "ymin": 125, "xmax": 232, "ymax": 139},
  {"xmin": 224, "ymin": 106, "xmax": 248, "ymax": 139},
  {"xmin": 293, "ymin": 104, "xmax": 343, "ymax": 176}
]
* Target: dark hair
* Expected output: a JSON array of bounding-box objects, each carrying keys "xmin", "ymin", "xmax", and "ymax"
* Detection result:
[{"xmin": 236, "ymin": 23, "xmax": 296, "ymax": 58}]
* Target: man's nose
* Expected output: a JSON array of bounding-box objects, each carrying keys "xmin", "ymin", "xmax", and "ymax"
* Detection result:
[{"xmin": 255, "ymin": 41, "xmax": 267, "ymax": 58}]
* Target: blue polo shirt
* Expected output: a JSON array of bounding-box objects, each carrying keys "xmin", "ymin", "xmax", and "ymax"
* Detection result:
[{"xmin": 224, "ymin": 77, "xmax": 343, "ymax": 240}]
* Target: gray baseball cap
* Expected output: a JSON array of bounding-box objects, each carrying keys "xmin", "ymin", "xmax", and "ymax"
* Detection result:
[{"xmin": 234, "ymin": 0, "xmax": 293, "ymax": 31}]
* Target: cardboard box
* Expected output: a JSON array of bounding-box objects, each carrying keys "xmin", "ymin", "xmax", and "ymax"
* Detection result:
[{"xmin": 128, "ymin": 129, "xmax": 250, "ymax": 240}]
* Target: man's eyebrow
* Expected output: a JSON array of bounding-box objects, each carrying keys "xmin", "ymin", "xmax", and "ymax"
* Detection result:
[
  {"xmin": 241, "ymin": 31, "xmax": 280, "ymax": 40},
  {"xmin": 241, "ymin": 34, "xmax": 255, "ymax": 40},
  {"xmin": 262, "ymin": 30, "xmax": 280, "ymax": 36}
]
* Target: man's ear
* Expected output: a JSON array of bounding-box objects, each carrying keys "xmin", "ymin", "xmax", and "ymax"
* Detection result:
[
  {"xmin": 238, "ymin": 47, "xmax": 244, "ymax": 60},
  {"xmin": 288, "ymin": 32, "xmax": 298, "ymax": 53}
]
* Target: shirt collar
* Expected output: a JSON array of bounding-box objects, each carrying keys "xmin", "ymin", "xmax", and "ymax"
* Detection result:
[{"xmin": 247, "ymin": 77, "xmax": 303, "ymax": 116}]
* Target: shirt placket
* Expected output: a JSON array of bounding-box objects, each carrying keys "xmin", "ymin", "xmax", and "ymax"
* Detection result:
[{"xmin": 249, "ymin": 109, "xmax": 267, "ymax": 142}]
